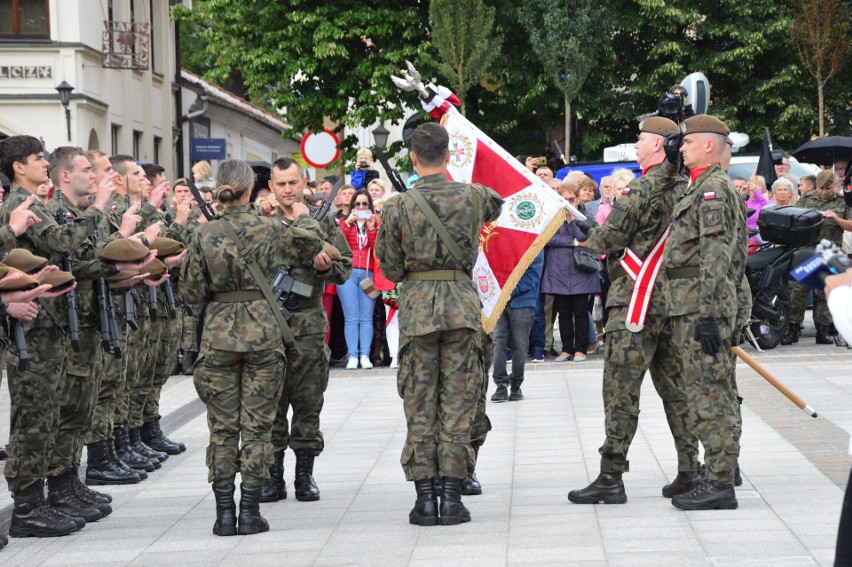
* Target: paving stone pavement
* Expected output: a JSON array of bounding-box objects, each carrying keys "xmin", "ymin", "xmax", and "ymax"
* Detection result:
[{"xmin": 0, "ymin": 318, "xmax": 848, "ymax": 566}]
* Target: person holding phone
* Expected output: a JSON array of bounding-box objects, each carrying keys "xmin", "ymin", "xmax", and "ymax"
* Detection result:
[{"xmin": 339, "ymin": 190, "xmax": 381, "ymax": 369}]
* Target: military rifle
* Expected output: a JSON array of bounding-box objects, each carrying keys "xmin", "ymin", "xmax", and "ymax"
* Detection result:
[
  {"xmin": 54, "ymin": 188, "xmax": 81, "ymax": 352},
  {"xmin": 186, "ymin": 177, "xmax": 216, "ymax": 222},
  {"xmin": 89, "ymin": 196, "xmax": 121, "ymax": 358},
  {"xmin": 269, "ymin": 266, "xmax": 315, "ymax": 321},
  {"xmin": 373, "ymin": 147, "xmax": 407, "ymax": 195},
  {"xmin": 0, "ymin": 251, "xmax": 29, "ymax": 370},
  {"xmin": 156, "ymin": 208, "xmax": 177, "ymax": 319}
]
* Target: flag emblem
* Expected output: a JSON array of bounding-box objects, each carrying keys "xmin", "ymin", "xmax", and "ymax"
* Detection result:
[
  {"xmin": 449, "ymin": 135, "xmax": 474, "ymax": 168},
  {"xmin": 478, "ymin": 274, "xmax": 490, "ymax": 294}
]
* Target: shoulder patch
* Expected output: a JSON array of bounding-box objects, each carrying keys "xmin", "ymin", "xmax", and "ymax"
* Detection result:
[
  {"xmin": 703, "ymin": 206, "xmax": 722, "ymax": 226},
  {"xmin": 703, "ymin": 191, "xmax": 716, "ymax": 200}
]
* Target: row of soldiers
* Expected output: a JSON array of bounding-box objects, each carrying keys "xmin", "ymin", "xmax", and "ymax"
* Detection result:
[{"xmin": 0, "ymin": 136, "xmax": 198, "ymax": 544}]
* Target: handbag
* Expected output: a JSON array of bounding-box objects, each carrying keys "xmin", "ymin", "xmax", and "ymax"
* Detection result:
[
  {"xmin": 573, "ymin": 246, "xmax": 601, "ymax": 274},
  {"xmin": 359, "ymin": 246, "xmax": 382, "ymax": 299}
]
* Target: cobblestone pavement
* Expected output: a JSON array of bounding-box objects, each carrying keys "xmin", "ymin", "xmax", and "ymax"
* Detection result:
[{"xmin": 0, "ymin": 316, "xmax": 848, "ymax": 566}]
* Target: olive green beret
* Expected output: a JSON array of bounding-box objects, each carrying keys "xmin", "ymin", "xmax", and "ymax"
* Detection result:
[
  {"xmin": 140, "ymin": 258, "xmax": 168, "ymax": 277},
  {"xmin": 322, "ymin": 241, "xmax": 342, "ymax": 261},
  {"xmin": 0, "ymin": 266, "xmax": 39, "ymax": 291},
  {"xmin": 639, "ymin": 117, "xmax": 679, "ymax": 136},
  {"xmin": 679, "ymin": 115, "xmax": 730, "ymax": 136},
  {"xmin": 106, "ymin": 270, "xmax": 138, "ymax": 282},
  {"xmin": 41, "ymin": 270, "xmax": 75, "ymax": 293},
  {"xmin": 3, "ymin": 249, "xmax": 49, "ymax": 274},
  {"xmin": 149, "ymin": 237, "xmax": 185, "ymax": 257},
  {"xmin": 99, "ymin": 239, "xmax": 150, "ymax": 263},
  {"xmin": 816, "ymin": 169, "xmax": 836, "ymax": 189}
]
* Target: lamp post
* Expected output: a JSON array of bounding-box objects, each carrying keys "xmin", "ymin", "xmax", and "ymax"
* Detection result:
[
  {"xmin": 56, "ymin": 81, "xmax": 74, "ymax": 141},
  {"xmin": 372, "ymin": 123, "xmax": 390, "ymax": 150}
]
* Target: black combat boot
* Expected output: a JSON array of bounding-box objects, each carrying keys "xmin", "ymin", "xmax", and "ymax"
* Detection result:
[
  {"xmin": 260, "ymin": 450, "xmax": 287, "ymax": 503},
  {"xmin": 0, "ymin": 445, "xmax": 7, "ymax": 460},
  {"xmin": 671, "ymin": 479, "xmax": 737, "ymax": 510},
  {"xmin": 409, "ymin": 479, "xmax": 439, "ymax": 526},
  {"xmin": 140, "ymin": 421, "xmax": 181, "ymax": 456},
  {"xmin": 816, "ymin": 324, "xmax": 834, "ymax": 344},
  {"xmin": 294, "ymin": 449, "xmax": 320, "ymax": 502},
  {"xmin": 237, "ymin": 484, "xmax": 270, "ymax": 535},
  {"xmin": 734, "ymin": 466, "xmax": 743, "ymax": 487},
  {"xmin": 212, "ymin": 484, "xmax": 238, "ymax": 536},
  {"xmin": 154, "ymin": 419, "xmax": 186, "ymax": 452},
  {"xmin": 662, "ymin": 471, "xmax": 702, "ymax": 498},
  {"xmin": 69, "ymin": 470, "xmax": 112, "ymax": 517},
  {"xmin": 129, "ymin": 427, "xmax": 168, "ymax": 464},
  {"xmin": 114, "ymin": 426, "xmax": 155, "ymax": 473},
  {"xmin": 461, "ymin": 445, "xmax": 482, "ymax": 496},
  {"xmin": 567, "ymin": 472, "xmax": 627, "ymax": 504},
  {"xmin": 780, "ymin": 325, "xmax": 800, "ymax": 345},
  {"xmin": 108, "ymin": 435, "xmax": 148, "ymax": 480},
  {"xmin": 438, "ymin": 477, "xmax": 471, "ymax": 525},
  {"xmin": 9, "ymin": 483, "xmax": 79, "ymax": 538},
  {"xmin": 48, "ymin": 470, "xmax": 103, "ymax": 523},
  {"xmin": 86, "ymin": 440, "xmax": 141, "ymax": 485},
  {"xmin": 182, "ymin": 350, "xmax": 197, "ymax": 375},
  {"xmin": 0, "ymin": 533, "xmax": 7, "ymax": 550}
]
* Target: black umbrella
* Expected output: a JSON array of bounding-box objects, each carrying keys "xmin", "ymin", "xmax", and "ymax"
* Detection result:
[
  {"xmin": 792, "ymin": 136, "xmax": 852, "ymax": 166},
  {"xmin": 753, "ymin": 127, "xmax": 778, "ymax": 188}
]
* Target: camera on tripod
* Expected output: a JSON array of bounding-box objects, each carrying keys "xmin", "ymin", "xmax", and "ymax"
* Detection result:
[{"xmin": 657, "ymin": 85, "xmax": 693, "ymax": 123}]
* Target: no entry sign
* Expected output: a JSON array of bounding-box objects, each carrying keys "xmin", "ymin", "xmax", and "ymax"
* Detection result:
[{"xmin": 300, "ymin": 130, "xmax": 340, "ymax": 168}]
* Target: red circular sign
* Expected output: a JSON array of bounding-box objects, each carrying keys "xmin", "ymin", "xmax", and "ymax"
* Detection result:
[{"xmin": 300, "ymin": 130, "xmax": 340, "ymax": 168}]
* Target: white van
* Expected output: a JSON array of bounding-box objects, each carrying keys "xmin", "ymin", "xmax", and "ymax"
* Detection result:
[{"xmin": 727, "ymin": 155, "xmax": 820, "ymax": 181}]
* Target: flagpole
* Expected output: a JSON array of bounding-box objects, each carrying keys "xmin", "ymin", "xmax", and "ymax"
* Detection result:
[{"xmin": 732, "ymin": 346, "xmax": 818, "ymax": 418}]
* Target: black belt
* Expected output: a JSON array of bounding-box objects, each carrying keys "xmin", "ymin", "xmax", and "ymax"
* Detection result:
[
  {"xmin": 281, "ymin": 295, "xmax": 322, "ymax": 312},
  {"xmin": 666, "ymin": 266, "xmax": 699, "ymax": 280}
]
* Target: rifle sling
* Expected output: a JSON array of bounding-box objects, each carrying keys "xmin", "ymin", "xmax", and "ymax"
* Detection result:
[{"xmin": 407, "ymin": 186, "xmax": 479, "ymax": 269}]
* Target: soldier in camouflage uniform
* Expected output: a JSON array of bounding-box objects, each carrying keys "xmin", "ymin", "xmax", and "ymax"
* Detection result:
[
  {"xmin": 375, "ymin": 123, "xmax": 503, "ymax": 526},
  {"xmin": 786, "ymin": 169, "xmax": 852, "ymax": 345},
  {"xmin": 567, "ymin": 117, "xmax": 700, "ymax": 505},
  {"xmin": 181, "ymin": 159, "xmax": 324, "ymax": 536},
  {"xmin": 664, "ymin": 115, "xmax": 746, "ymax": 511},
  {"xmin": 0, "ymin": 136, "xmax": 117, "ymax": 537},
  {"xmin": 259, "ymin": 158, "xmax": 352, "ymax": 503}
]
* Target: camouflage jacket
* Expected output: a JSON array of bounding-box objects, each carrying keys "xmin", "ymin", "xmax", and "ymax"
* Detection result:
[
  {"xmin": 585, "ymin": 160, "xmax": 682, "ymax": 318},
  {"xmin": 274, "ymin": 203, "xmax": 352, "ymax": 337},
  {"xmin": 375, "ymin": 173, "xmax": 503, "ymax": 336},
  {"xmin": 664, "ymin": 165, "xmax": 744, "ymax": 319},
  {"xmin": 180, "ymin": 204, "xmax": 323, "ymax": 352},
  {"xmin": 46, "ymin": 193, "xmax": 120, "ymax": 328},
  {"xmin": 796, "ymin": 192, "xmax": 852, "ymax": 246},
  {"xmin": 1, "ymin": 186, "xmax": 104, "ymax": 329}
]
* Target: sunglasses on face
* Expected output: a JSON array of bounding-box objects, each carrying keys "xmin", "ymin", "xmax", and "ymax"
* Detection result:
[{"xmin": 354, "ymin": 201, "xmax": 370, "ymax": 208}]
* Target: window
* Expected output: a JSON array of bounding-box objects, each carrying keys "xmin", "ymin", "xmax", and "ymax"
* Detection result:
[
  {"xmin": 149, "ymin": 0, "xmax": 158, "ymax": 73},
  {"xmin": 153, "ymin": 136, "xmax": 162, "ymax": 165},
  {"xmin": 0, "ymin": 0, "xmax": 50, "ymax": 38},
  {"xmin": 111, "ymin": 124, "xmax": 120, "ymax": 155},
  {"xmin": 133, "ymin": 130, "xmax": 142, "ymax": 159}
]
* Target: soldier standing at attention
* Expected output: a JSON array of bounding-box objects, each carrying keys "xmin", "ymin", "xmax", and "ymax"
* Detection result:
[
  {"xmin": 567, "ymin": 117, "xmax": 700, "ymax": 505},
  {"xmin": 259, "ymin": 158, "xmax": 352, "ymax": 503},
  {"xmin": 375, "ymin": 122, "xmax": 503, "ymax": 526},
  {"xmin": 665, "ymin": 115, "xmax": 745, "ymax": 511},
  {"xmin": 181, "ymin": 159, "xmax": 323, "ymax": 536}
]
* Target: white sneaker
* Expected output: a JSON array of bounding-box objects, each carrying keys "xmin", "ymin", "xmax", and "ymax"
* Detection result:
[
  {"xmin": 390, "ymin": 357, "xmax": 399, "ymax": 369},
  {"xmin": 346, "ymin": 356, "xmax": 358, "ymax": 370},
  {"xmin": 360, "ymin": 355, "xmax": 373, "ymax": 369}
]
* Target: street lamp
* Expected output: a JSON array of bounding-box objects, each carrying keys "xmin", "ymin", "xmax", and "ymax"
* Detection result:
[
  {"xmin": 372, "ymin": 123, "xmax": 390, "ymax": 150},
  {"xmin": 55, "ymin": 81, "xmax": 74, "ymax": 141}
]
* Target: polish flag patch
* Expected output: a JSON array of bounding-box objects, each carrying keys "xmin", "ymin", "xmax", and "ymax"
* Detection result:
[
  {"xmin": 622, "ymin": 187, "xmax": 631, "ymax": 195},
  {"xmin": 703, "ymin": 192, "xmax": 716, "ymax": 200}
]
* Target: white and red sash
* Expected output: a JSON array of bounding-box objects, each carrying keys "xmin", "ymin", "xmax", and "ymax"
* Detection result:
[{"xmin": 619, "ymin": 227, "xmax": 669, "ymax": 332}]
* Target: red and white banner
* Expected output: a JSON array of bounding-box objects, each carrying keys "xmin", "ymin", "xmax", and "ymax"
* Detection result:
[{"xmin": 431, "ymin": 103, "xmax": 583, "ymax": 332}]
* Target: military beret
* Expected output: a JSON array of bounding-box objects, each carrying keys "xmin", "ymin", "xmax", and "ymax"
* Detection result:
[
  {"xmin": 140, "ymin": 258, "xmax": 168, "ymax": 278},
  {"xmin": 99, "ymin": 239, "xmax": 150, "ymax": 263},
  {"xmin": 3, "ymin": 249, "xmax": 49, "ymax": 274},
  {"xmin": 816, "ymin": 169, "xmax": 836, "ymax": 189},
  {"xmin": 322, "ymin": 242, "xmax": 342, "ymax": 261},
  {"xmin": 106, "ymin": 270, "xmax": 138, "ymax": 282},
  {"xmin": 639, "ymin": 117, "xmax": 679, "ymax": 136},
  {"xmin": 0, "ymin": 266, "xmax": 39, "ymax": 291},
  {"xmin": 149, "ymin": 237, "xmax": 184, "ymax": 257},
  {"xmin": 41, "ymin": 270, "xmax": 76, "ymax": 293},
  {"xmin": 679, "ymin": 115, "xmax": 730, "ymax": 136}
]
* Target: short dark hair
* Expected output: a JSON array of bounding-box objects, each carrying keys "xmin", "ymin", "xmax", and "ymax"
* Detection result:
[
  {"xmin": 49, "ymin": 146, "xmax": 86, "ymax": 185},
  {"xmin": 272, "ymin": 157, "xmax": 302, "ymax": 176},
  {"xmin": 142, "ymin": 163, "xmax": 165, "ymax": 181},
  {"xmin": 110, "ymin": 154, "xmax": 136, "ymax": 175},
  {"xmin": 801, "ymin": 174, "xmax": 816, "ymax": 187},
  {"xmin": 0, "ymin": 135, "xmax": 43, "ymax": 181},
  {"xmin": 411, "ymin": 122, "xmax": 449, "ymax": 168}
]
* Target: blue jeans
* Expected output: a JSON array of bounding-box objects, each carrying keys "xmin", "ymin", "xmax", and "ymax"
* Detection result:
[
  {"xmin": 492, "ymin": 306, "xmax": 535, "ymax": 387},
  {"xmin": 337, "ymin": 268, "xmax": 376, "ymax": 357},
  {"xmin": 529, "ymin": 293, "xmax": 546, "ymax": 356}
]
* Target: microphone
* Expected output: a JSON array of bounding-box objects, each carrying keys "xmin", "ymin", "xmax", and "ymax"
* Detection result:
[{"xmin": 789, "ymin": 240, "xmax": 852, "ymax": 289}]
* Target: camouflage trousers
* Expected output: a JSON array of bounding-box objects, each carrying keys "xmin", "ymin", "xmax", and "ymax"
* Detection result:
[
  {"xmin": 49, "ymin": 326, "xmax": 102, "ymax": 476},
  {"xmin": 115, "ymin": 307, "xmax": 150, "ymax": 426},
  {"xmin": 789, "ymin": 281, "xmax": 831, "ymax": 326},
  {"xmin": 194, "ymin": 348, "xmax": 286, "ymax": 488},
  {"xmin": 128, "ymin": 312, "xmax": 160, "ymax": 429},
  {"xmin": 5, "ymin": 326, "xmax": 68, "ymax": 493},
  {"xmin": 670, "ymin": 314, "xmax": 739, "ymax": 484},
  {"xmin": 398, "ymin": 328, "xmax": 481, "ymax": 481},
  {"xmin": 180, "ymin": 304, "xmax": 199, "ymax": 352},
  {"xmin": 598, "ymin": 311, "xmax": 698, "ymax": 474},
  {"xmin": 470, "ymin": 329, "xmax": 492, "ymax": 448},
  {"xmin": 271, "ymin": 333, "xmax": 330, "ymax": 455},
  {"xmin": 143, "ymin": 314, "xmax": 182, "ymax": 424},
  {"xmin": 89, "ymin": 292, "xmax": 128, "ymax": 443}
]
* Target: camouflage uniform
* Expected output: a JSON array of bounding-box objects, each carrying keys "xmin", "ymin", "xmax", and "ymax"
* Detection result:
[
  {"xmin": 375, "ymin": 174, "xmax": 503, "ymax": 481},
  {"xmin": 584, "ymin": 161, "xmax": 698, "ymax": 474},
  {"xmin": 270, "ymin": 204, "xmax": 352, "ymax": 456},
  {"xmin": 1, "ymin": 186, "xmax": 103, "ymax": 493},
  {"xmin": 664, "ymin": 165, "xmax": 745, "ymax": 485},
  {"xmin": 181, "ymin": 205, "xmax": 323, "ymax": 488},
  {"xmin": 789, "ymin": 192, "xmax": 852, "ymax": 327}
]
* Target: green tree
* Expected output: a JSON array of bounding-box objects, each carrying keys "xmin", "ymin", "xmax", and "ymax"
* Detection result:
[{"xmin": 428, "ymin": 0, "xmax": 502, "ymax": 115}]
